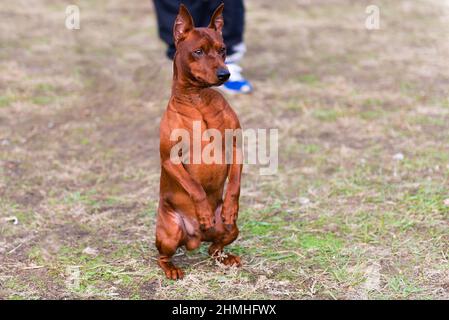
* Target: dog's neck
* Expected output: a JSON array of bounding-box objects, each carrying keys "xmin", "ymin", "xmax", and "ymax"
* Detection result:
[
  {"xmin": 171, "ymin": 55, "xmax": 206, "ymax": 106},
  {"xmin": 172, "ymin": 82, "xmax": 202, "ymax": 105}
]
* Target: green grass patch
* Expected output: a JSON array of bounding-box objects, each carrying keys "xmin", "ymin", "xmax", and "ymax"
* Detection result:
[
  {"xmin": 0, "ymin": 94, "xmax": 16, "ymax": 107},
  {"xmin": 401, "ymin": 185, "xmax": 448, "ymax": 215},
  {"xmin": 312, "ymin": 108, "xmax": 343, "ymax": 121},
  {"xmin": 360, "ymin": 110, "xmax": 383, "ymax": 120},
  {"xmin": 302, "ymin": 144, "xmax": 321, "ymax": 154},
  {"xmin": 29, "ymin": 83, "xmax": 59, "ymax": 106},
  {"xmin": 298, "ymin": 233, "xmax": 343, "ymax": 252},
  {"xmin": 31, "ymin": 95, "xmax": 54, "ymax": 105},
  {"xmin": 363, "ymin": 98, "xmax": 384, "ymax": 107},
  {"xmin": 388, "ymin": 275, "xmax": 424, "ymax": 298},
  {"xmin": 297, "ymin": 74, "xmax": 320, "ymax": 86},
  {"xmin": 242, "ymin": 221, "xmax": 279, "ymax": 236},
  {"xmin": 55, "ymin": 246, "xmax": 135, "ymax": 295},
  {"xmin": 62, "ymin": 190, "xmax": 124, "ymax": 211}
]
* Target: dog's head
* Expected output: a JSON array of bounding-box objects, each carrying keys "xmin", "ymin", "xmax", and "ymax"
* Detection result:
[{"xmin": 173, "ymin": 3, "xmax": 230, "ymax": 87}]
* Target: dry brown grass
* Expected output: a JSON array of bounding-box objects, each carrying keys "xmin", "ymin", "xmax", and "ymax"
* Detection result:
[{"xmin": 0, "ymin": 0, "xmax": 448, "ymax": 299}]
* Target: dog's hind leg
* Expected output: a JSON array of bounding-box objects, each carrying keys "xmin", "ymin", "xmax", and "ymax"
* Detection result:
[
  {"xmin": 208, "ymin": 227, "xmax": 241, "ymax": 267},
  {"xmin": 155, "ymin": 207, "xmax": 185, "ymax": 280}
]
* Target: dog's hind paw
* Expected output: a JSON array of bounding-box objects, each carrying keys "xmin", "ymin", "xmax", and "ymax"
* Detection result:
[
  {"xmin": 223, "ymin": 254, "xmax": 241, "ymax": 267},
  {"xmin": 216, "ymin": 253, "xmax": 241, "ymax": 267}
]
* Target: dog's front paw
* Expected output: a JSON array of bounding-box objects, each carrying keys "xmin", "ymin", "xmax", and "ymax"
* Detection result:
[
  {"xmin": 196, "ymin": 201, "xmax": 215, "ymax": 230},
  {"xmin": 221, "ymin": 204, "xmax": 238, "ymax": 226},
  {"xmin": 199, "ymin": 216, "xmax": 216, "ymax": 232},
  {"xmin": 200, "ymin": 224, "xmax": 215, "ymax": 232}
]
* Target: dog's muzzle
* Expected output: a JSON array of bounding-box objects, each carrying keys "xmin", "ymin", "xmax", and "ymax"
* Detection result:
[{"xmin": 216, "ymin": 68, "xmax": 231, "ymax": 82}]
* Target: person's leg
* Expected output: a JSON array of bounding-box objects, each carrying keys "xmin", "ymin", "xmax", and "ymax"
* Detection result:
[
  {"xmin": 153, "ymin": 0, "xmax": 178, "ymax": 59},
  {"xmin": 220, "ymin": 0, "xmax": 246, "ymax": 62}
]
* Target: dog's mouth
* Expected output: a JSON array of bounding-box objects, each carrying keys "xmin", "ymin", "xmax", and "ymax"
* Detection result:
[
  {"xmin": 194, "ymin": 76, "xmax": 225, "ymax": 88},
  {"xmin": 214, "ymin": 79, "xmax": 227, "ymax": 86},
  {"xmin": 192, "ymin": 76, "xmax": 213, "ymax": 87}
]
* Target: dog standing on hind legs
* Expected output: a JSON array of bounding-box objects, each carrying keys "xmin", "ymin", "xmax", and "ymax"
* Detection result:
[{"xmin": 156, "ymin": 3, "xmax": 243, "ymax": 280}]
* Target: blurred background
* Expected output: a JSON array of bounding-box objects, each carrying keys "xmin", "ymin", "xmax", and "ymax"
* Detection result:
[{"xmin": 0, "ymin": 0, "xmax": 448, "ymax": 299}]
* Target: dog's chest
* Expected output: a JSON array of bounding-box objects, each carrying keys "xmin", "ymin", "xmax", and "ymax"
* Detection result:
[
  {"xmin": 183, "ymin": 115, "xmax": 229, "ymax": 190},
  {"xmin": 177, "ymin": 105, "xmax": 230, "ymax": 190},
  {"xmin": 185, "ymin": 162, "xmax": 228, "ymax": 192}
]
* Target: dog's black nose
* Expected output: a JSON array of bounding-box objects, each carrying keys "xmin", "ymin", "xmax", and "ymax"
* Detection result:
[{"xmin": 216, "ymin": 68, "xmax": 230, "ymax": 82}]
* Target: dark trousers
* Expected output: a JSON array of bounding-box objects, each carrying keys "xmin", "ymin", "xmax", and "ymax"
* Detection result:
[{"xmin": 153, "ymin": 0, "xmax": 245, "ymax": 59}]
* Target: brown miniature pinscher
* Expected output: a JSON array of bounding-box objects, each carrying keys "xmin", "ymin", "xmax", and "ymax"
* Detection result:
[{"xmin": 155, "ymin": 4, "xmax": 243, "ymax": 280}]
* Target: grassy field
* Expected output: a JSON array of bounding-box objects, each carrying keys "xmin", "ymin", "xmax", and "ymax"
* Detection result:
[{"xmin": 0, "ymin": 0, "xmax": 448, "ymax": 299}]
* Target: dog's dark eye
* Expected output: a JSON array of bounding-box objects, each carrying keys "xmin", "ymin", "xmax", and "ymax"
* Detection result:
[
  {"xmin": 219, "ymin": 47, "xmax": 226, "ymax": 56},
  {"xmin": 193, "ymin": 49, "xmax": 204, "ymax": 56}
]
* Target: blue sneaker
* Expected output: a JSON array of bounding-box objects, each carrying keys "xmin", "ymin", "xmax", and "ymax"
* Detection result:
[{"xmin": 219, "ymin": 63, "xmax": 253, "ymax": 94}]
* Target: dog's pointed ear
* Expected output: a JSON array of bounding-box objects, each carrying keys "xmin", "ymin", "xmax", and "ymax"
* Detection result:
[
  {"xmin": 208, "ymin": 3, "xmax": 224, "ymax": 33},
  {"xmin": 174, "ymin": 4, "xmax": 194, "ymax": 45}
]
